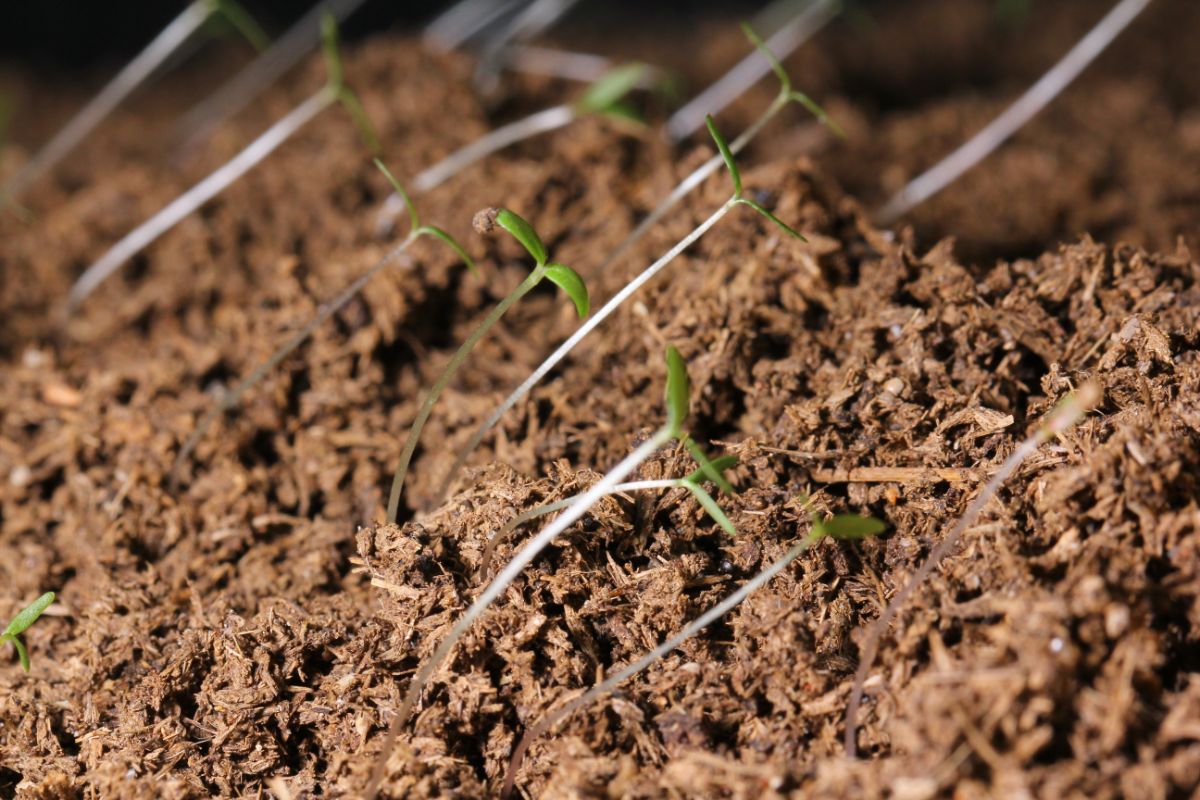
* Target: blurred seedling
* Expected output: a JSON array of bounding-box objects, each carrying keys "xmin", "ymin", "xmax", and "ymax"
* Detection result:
[
  {"xmin": 374, "ymin": 61, "xmax": 655, "ymax": 234},
  {"xmin": 0, "ymin": 0, "xmax": 266, "ymax": 203},
  {"xmin": 432, "ymin": 82, "xmax": 828, "ymax": 506},
  {"xmin": 68, "ymin": 14, "xmax": 378, "ymax": 311},
  {"xmin": 844, "ymin": 383, "xmax": 1101, "ymax": 756},
  {"xmin": 2, "ymin": 592, "xmax": 56, "ymax": 673},
  {"xmin": 172, "ymin": 159, "xmax": 473, "ymax": 480},
  {"xmin": 366, "ymin": 346, "xmax": 737, "ymax": 799},
  {"xmin": 383, "ymin": 207, "xmax": 590, "ymax": 524},
  {"xmin": 502, "ymin": 499, "xmax": 884, "ymax": 796}
]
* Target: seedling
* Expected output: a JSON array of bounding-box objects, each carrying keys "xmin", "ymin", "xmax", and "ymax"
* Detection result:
[
  {"xmin": 843, "ymin": 384, "xmax": 1100, "ymax": 756},
  {"xmin": 0, "ymin": 0, "xmax": 266, "ymax": 203},
  {"xmin": 374, "ymin": 62, "xmax": 652, "ymax": 233},
  {"xmin": 365, "ymin": 347, "xmax": 737, "ymax": 799},
  {"xmin": 2, "ymin": 592, "xmax": 55, "ymax": 673},
  {"xmin": 67, "ymin": 14, "xmax": 378, "ymax": 311},
  {"xmin": 172, "ymin": 160, "xmax": 473, "ymax": 479},
  {"xmin": 383, "ymin": 208, "xmax": 590, "ymax": 524},
  {"xmin": 501, "ymin": 500, "xmax": 884, "ymax": 797},
  {"xmin": 432, "ymin": 52, "xmax": 833, "ymax": 507}
]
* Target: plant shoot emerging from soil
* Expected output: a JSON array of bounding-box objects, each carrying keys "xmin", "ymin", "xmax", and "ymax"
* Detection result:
[
  {"xmin": 383, "ymin": 208, "xmax": 590, "ymax": 523},
  {"xmin": 366, "ymin": 346, "xmax": 735, "ymax": 798},
  {"xmin": 2, "ymin": 592, "xmax": 55, "ymax": 673},
  {"xmin": 172, "ymin": 160, "xmax": 474, "ymax": 480},
  {"xmin": 843, "ymin": 383, "xmax": 1102, "ymax": 756},
  {"xmin": 502, "ymin": 501, "xmax": 883, "ymax": 796},
  {"xmin": 67, "ymin": 14, "xmax": 379, "ymax": 312}
]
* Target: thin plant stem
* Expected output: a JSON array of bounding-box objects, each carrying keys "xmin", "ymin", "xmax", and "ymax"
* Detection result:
[
  {"xmin": 502, "ymin": 526, "xmax": 826, "ymax": 798},
  {"xmin": 365, "ymin": 428, "xmax": 674, "ymax": 800},
  {"xmin": 1, "ymin": 1, "xmax": 212, "ymax": 201},
  {"xmin": 67, "ymin": 87, "xmax": 336, "ymax": 311},
  {"xmin": 876, "ymin": 0, "xmax": 1151, "ymax": 224},
  {"xmin": 843, "ymin": 385, "xmax": 1100, "ymax": 756},
  {"xmin": 384, "ymin": 265, "xmax": 549, "ymax": 523},
  {"xmin": 424, "ymin": 0, "xmax": 525, "ymax": 52},
  {"xmin": 172, "ymin": 234, "xmax": 418, "ymax": 477}
]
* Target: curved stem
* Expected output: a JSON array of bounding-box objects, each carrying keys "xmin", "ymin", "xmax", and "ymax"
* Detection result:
[
  {"xmin": 502, "ymin": 526, "xmax": 826, "ymax": 797},
  {"xmin": 384, "ymin": 266, "xmax": 548, "ymax": 523},
  {"xmin": 68, "ymin": 86, "xmax": 335, "ymax": 311},
  {"xmin": 365, "ymin": 427, "xmax": 673, "ymax": 800},
  {"xmin": 172, "ymin": 234, "xmax": 417, "ymax": 478}
]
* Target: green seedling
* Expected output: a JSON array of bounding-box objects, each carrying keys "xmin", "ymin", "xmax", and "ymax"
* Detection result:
[
  {"xmin": 172, "ymin": 160, "xmax": 473, "ymax": 480},
  {"xmin": 0, "ymin": 0, "xmax": 266, "ymax": 204},
  {"xmin": 433, "ymin": 43, "xmax": 837, "ymax": 506},
  {"xmin": 366, "ymin": 347, "xmax": 735, "ymax": 799},
  {"xmin": 383, "ymin": 208, "xmax": 590, "ymax": 524},
  {"xmin": 375, "ymin": 62, "xmax": 654, "ymax": 231},
  {"xmin": 2, "ymin": 592, "xmax": 55, "ymax": 673},
  {"xmin": 68, "ymin": 14, "xmax": 378, "ymax": 311},
  {"xmin": 501, "ymin": 498, "xmax": 884, "ymax": 797},
  {"xmin": 843, "ymin": 384, "xmax": 1101, "ymax": 757}
]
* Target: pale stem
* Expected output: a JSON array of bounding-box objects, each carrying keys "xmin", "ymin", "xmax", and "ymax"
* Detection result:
[
  {"xmin": 423, "ymin": 0, "xmax": 525, "ymax": 52},
  {"xmin": 876, "ymin": 0, "xmax": 1152, "ymax": 224},
  {"xmin": 499, "ymin": 44, "xmax": 614, "ymax": 83},
  {"xmin": 1, "ymin": 1, "xmax": 211, "ymax": 200},
  {"xmin": 68, "ymin": 87, "xmax": 335, "ymax": 311},
  {"xmin": 365, "ymin": 428, "xmax": 673, "ymax": 800}
]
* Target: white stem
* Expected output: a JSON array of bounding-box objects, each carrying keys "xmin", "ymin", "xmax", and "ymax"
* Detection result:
[
  {"xmin": 68, "ymin": 87, "xmax": 334, "ymax": 311},
  {"xmin": 473, "ymin": 0, "xmax": 581, "ymax": 92},
  {"xmin": 1, "ymin": 1, "xmax": 211, "ymax": 200},
  {"xmin": 500, "ymin": 44, "xmax": 614, "ymax": 83},
  {"xmin": 423, "ymin": 0, "xmax": 524, "ymax": 52},
  {"xmin": 665, "ymin": 0, "xmax": 838, "ymax": 142},
  {"xmin": 876, "ymin": 0, "xmax": 1152, "ymax": 224},
  {"xmin": 176, "ymin": 0, "xmax": 369, "ymax": 153}
]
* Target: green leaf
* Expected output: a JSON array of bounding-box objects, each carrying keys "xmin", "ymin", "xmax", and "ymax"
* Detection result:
[
  {"xmin": 823, "ymin": 515, "xmax": 886, "ymax": 540},
  {"xmin": 740, "ymin": 22, "xmax": 791, "ymax": 94},
  {"xmin": 336, "ymin": 87, "xmax": 379, "ymax": 154},
  {"xmin": 321, "ymin": 12, "xmax": 343, "ymax": 89},
  {"xmin": 544, "ymin": 263, "xmax": 589, "ymax": 317},
  {"xmin": 374, "ymin": 159, "xmax": 419, "ymax": 233},
  {"xmin": 418, "ymin": 225, "xmax": 478, "ymax": 277},
  {"xmin": 10, "ymin": 636, "xmax": 30, "ymax": 672},
  {"xmin": 684, "ymin": 454, "xmax": 738, "ymax": 485},
  {"xmin": 735, "ymin": 197, "xmax": 806, "ymax": 241},
  {"xmin": 686, "ymin": 484, "xmax": 737, "ymax": 536},
  {"xmin": 683, "ymin": 438, "xmax": 736, "ymax": 495},
  {"xmin": 212, "ymin": 0, "xmax": 269, "ymax": 51},
  {"xmin": 495, "ymin": 209, "xmax": 548, "ymax": 266},
  {"xmin": 576, "ymin": 63, "xmax": 647, "ymax": 115},
  {"xmin": 664, "ymin": 345, "xmax": 690, "ymax": 437},
  {"xmin": 788, "ymin": 90, "xmax": 847, "ymax": 140},
  {"xmin": 3, "ymin": 592, "xmax": 54, "ymax": 638},
  {"xmin": 705, "ymin": 115, "xmax": 741, "ymax": 196}
]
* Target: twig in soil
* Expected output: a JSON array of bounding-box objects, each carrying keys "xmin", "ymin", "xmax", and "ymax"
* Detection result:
[
  {"xmin": 501, "ymin": 501, "xmax": 885, "ymax": 798},
  {"xmin": 374, "ymin": 61, "xmax": 651, "ymax": 234},
  {"xmin": 432, "ymin": 33, "xmax": 836, "ymax": 506},
  {"xmin": 876, "ymin": 0, "xmax": 1152, "ymax": 224},
  {"xmin": 810, "ymin": 466, "xmax": 975, "ymax": 484},
  {"xmin": 171, "ymin": 160, "xmax": 473, "ymax": 482},
  {"xmin": 383, "ymin": 207, "xmax": 590, "ymax": 524},
  {"xmin": 67, "ymin": 14, "xmax": 377, "ymax": 312},
  {"xmin": 366, "ymin": 347, "xmax": 736, "ymax": 799},
  {"xmin": 2, "ymin": 592, "xmax": 55, "ymax": 673},
  {"xmin": 0, "ymin": 0, "xmax": 266, "ymax": 203},
  {"xmin": 843, "ymin": 383, "xmax": 1101, "ymax": 757},
  {"xmin": 478, "ymin": 455, "xmax": 739, "ymax": 578}
]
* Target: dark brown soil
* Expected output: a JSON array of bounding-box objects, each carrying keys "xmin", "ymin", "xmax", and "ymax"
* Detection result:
[{"xmin": 1, "ymin": 1, "xmax": 1198, "ymax": 798}]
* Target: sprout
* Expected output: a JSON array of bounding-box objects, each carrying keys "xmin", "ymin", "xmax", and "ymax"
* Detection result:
[{"xmin": 2, "ymin": 592, "xmax": 55, "ymax": 673}]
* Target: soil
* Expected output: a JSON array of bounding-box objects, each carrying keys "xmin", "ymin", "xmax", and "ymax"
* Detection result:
[{"xmin": 1, "ymin": 0, "xmax": 1198, "ymax": 797}]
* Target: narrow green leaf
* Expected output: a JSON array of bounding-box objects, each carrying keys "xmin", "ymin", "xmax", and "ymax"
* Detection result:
[
  {"xmin": 684, "ymin": 438, "xmax": 736, "ymax": 495},
  {"xmin": 684, "ymin": 454, "xmax": 738, "ymax": 485},
  {"xmin": 3, "ymin": 592, "xmax": 54, "ymax": 638},
  {"xmin": 823, "ymin": 515, "xmax": 886, "ymax": 540},
  {"xmin": 544, "ymin": 263, "xmax": 589, "ymax": 317},
  {"xmin": 495, "ymin": 209, "xmax": 548, "ymax": 266},
  {"xmin": 664, "ymin": 346, "xmax": 690, "ymax": 437},
  {"xmin": 213, "ymin": 0, "xmax": 269, "ymax": 51},
  {"xmin": 321, "ymin": 12, "xmax": 343, "ymax": 89},
  {"xmin": 735, "ymin": 197, "xmax": 806, "ymax": 241},
  {"xmin": 374, "ymin": 159, "xmax": 419, "ymax": 233},
  {"xmin": 337, "ymin": 87, "xmax": 379, "ymax": 154},
  {"xmin": 788, "ymin": 90, "xmax": 847, "ymax": 139},
  {"xmin": 686, "ymin": 484, "xmax": 737, "ymax": 536},
  {"xmin": 705, "ymin": 115, "xmax": 741, "ymax": 196},
  {"xmin": 740, "ymin": 22, "xmax": 791, "ymax": 93},
  {"xmin": 576, "ymin": 63, "xmax": 647, "ymax": 115},
  {"xmin": 10, "ymin": 636, "xmax": 30, "ymax": 672},
  {"xmin": 418, "ymin": 225, "xmax": 478, "ymax": 277}
]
